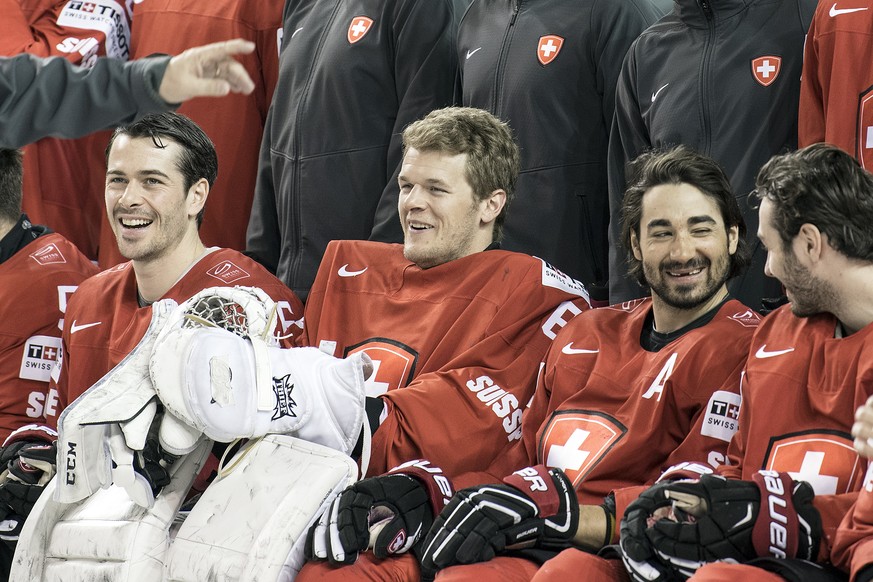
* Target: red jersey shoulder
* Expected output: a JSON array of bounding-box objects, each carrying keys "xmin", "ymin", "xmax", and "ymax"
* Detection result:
[
  {"xmin": 176, "ymin": 249, "xmax": 303, "ymax": 337},
  {"xmin": 184, "ymin": 249, "xmax": 286, "ymax": 290}
]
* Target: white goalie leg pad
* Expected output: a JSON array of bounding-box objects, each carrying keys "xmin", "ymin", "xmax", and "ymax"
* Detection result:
[
  {"xmin": 11, "ymin": 439, "xmax": 211, "ymax": 582},
  {"xmin": 165, "ymin": 435, "xmax": 358, "ymax": 582},
  {"xmin": 151, "ymin": 328, "xmax": 368, "ymax": 454},
  {"xmin": 56, "ymin": 299, "xmax": 180, "ymax": 505}
]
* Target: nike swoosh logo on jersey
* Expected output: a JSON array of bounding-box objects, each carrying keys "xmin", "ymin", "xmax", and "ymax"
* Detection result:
[
  {"xmin": 830, "ymin": 3, "xmax": 868, "ymax": 15},
  {"xmin": 562, "ymin": 343, "xmax": 599, "ymax": 355},
  {"xmin": 337, "ymin": 264, "xmax": 368, "ymax": 277},
  {"xmin": 466, "ymin": 47, "xmax": 483, "ymax": 60},
  {"xmin": 292, "ymin": 27, "xmax": 304, "ymax": 38},
  {"xmin": 754, "ymin": 345, "xmax": 795, "ymax": 358},
  {"xmin": 70, "ymin": 320, "xmax": 102, "ymax": 334},
  {"xmin": 651, "ymin": 83, "xmax": 669, "ymax": 103}
]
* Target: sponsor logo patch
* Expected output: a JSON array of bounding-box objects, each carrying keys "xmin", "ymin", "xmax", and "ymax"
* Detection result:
[
  {"xmin": 701, "ymin": 390, "xmax": 741, "ymax": 441},
  {"xmin": 752, "ymin": 55, "xmax": 781, "ymax": 87},
  {"xmin": 206, "ymin": 260, "xmax": 251, "ymax": 284},
  {"xmin": 59, "ymin": 0, "xmax": 131, "ymax": 60},
  {"xmin": 20, "ymin": 335, "xmax": 62, "ymax": 382},
  {"xmin": 539, "ymin": 259, "xmax": 589, "ymax": 299},
  {"xmin": 347, "ymin": 16, "xmax": 373, "ymax": 44},
  {"xmin": 345, "ymin": 338, "xmax": 418, "ymax": 396},
  {"xmin": 763, "ymin": 430, "xmax": 862, "ymax": 495},
  {"xmin": 729, "ymin": 309, "xmax": 761, "ymax": 328},
  {"xmin": 272, "ymin": 374, "xmax": 297, "ymax": 420},
  {"xmin": 29, "ymin": 243, "xmax": 67, "ymax": 266},
  {"xmin": 539, "ymin": 410, "xmax": 627, "ymax": 488}
]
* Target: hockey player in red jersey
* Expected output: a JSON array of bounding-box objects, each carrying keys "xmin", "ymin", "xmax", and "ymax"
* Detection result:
[
  {"xmin": 621, "ymin": 143, "xmax": 873, "ymax": 581},
  {"xmin": 47, "ymin": 112, "xmax": 302, "ymax": 425},
  {"xmin": 294, "ymin": 107, "xmax": 591, "ymax": 580},
  {"xmin": 302, "ymin": 146, "xmax": 760, "ymax": 581},
  {"xmin": 0, "ymin": 113, "xmax": 302, "ymax": 563},
  {"xmin": 0, "ymin": 148, "xmax": 98, "ymax": 576}
]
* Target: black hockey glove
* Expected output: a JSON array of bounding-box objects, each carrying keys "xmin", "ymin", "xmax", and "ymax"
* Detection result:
[
  {"xmin": 419, "ymin": 465, "xmax": 579, "ymax": 580},
  {"xmin": 304, "ymin": 459, "xmax": 453, "ymax": 566},
  {"xmin": 620, "ymin": 472, "xmax": 822, "ymax": 581},
  {"xmin": 0, "ymin": 441, "xmax": 56, "ymax": 542}
]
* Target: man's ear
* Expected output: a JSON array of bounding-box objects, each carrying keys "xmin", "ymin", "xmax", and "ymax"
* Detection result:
[
  {"xmin": 480, "ymin": 189, "xmax": 506, "ymax": 225},
  {"xmin": 727, "ymin": 224, "xmax": 739, "ymax": 255},
  {"xmin": 795, "ymin": 222, "xmax": 824, "ymax": 264},
  {"xmin": 187, "ymin": 178, "xmax": 209, "ymax": 220},
  {"xmin": 630, "ymin": 230, "xmax": 642, "ymax": 261}
]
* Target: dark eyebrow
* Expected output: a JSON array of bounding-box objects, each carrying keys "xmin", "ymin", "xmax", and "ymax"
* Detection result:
[
  {"xmin": 646, "ymin": 215, "xmax": 718, "ymax": 230},
  {"xmin": 106, "ymin": 169, "xmax": 171, "ymax": 179},
  {"xmin": 646, "ymin": 218, "xmax": 672, "ymax": 230}
]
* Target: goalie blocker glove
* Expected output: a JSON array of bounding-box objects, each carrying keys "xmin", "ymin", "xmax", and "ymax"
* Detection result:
[
  {"xmin": 620, "ymin": 471, "xmax": 822, "ymax": 581},
  {"xmin": 419, "ymin": 465, "xmax": 579, "ymax": 579},
  {"xmin": 304, "ymin": 459, "xmax": 454, "ymax": 566}
]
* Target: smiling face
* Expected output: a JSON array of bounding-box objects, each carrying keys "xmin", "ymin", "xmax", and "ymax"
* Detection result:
[
  {"xmin": 398, "ymin": 148, "xmax": 500, "ymax": 268},
  {"xmin": 105, "ymin": 135, "xmax": 206, "ymax": 264},
  {"xmin": 632, "ymin": 183, "xmax": 738, "ymax": 310}
]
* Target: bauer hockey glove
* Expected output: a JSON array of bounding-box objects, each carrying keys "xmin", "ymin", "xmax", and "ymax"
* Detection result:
[
  {"xmin": 304, "ymin": 459, "xmax": 454, "ymax": 566},
  {"xmin": 620, "ymin": 471, "xmax": 822, "ymax": 581},
  {"xmin": 0, "ymin": 441, "xmax": 56, "ymax": 541},
  {"xmin": 420, "ymin": 465, "xmax": 579, "ymax": 578}
]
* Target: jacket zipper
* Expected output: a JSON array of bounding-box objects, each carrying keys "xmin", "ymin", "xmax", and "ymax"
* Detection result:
[
  {"xmin": 289, "ymin": 0, "xmax": 345, "ymax": 286},
  {"xmin": 493, "ymin": 0, "xmax": 522, "ymax": 113},
  {"xmin": 699, "ymin": 0, "xmax": 715, "ymax": 156}
]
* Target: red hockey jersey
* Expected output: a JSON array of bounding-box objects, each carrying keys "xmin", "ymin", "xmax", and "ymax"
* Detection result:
[
  {"xmin": 0, "ymin": 233, "xmax": 97, "ymax": 442},
  {"xmin": 454, "ymin": 298, "xmax": 759, "ymax": 527},
  {"xmin": 300, "ymin": 240, "xmax": 592, "ymax": 477},
  {"xmin": 0, "ymin": 0, "xmax": 134, "ymax": 260},
  {"xmin": 720, "ymin": 304, "xmax": 873, "ymax": 566},
  {"xmin": 831, "ymin": 466, "xmax": 873, "ymax": 579},
  {"xmin": 45, "ymin": 248, "xmax": 303, "ymax": 428},
  {"xmin": 799, "ymin": 0, "xmax": 873, "ymax": 168}
]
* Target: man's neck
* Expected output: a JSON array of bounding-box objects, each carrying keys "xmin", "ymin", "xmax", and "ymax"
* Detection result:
[
  {"xmin": 133, "ymin": 234, "xmax": 206, "ymax": 303},
  {"xmin": 829, "ymin": 264, "xmax": 873, "ymax": 335},
  {"xmin": 651, "ymin": 286, "xmax": 729, "ymax": 334}
]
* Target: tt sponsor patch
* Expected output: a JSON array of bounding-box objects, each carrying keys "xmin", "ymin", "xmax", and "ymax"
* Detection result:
[
  {"xmin": 701, "ymin": 390, "xmax": 741, "ymax": 441},
  {"xmin": 20, "ymin": 335, "xmax": 62, "ymax": 382},
  {"xmin": 58, "ymin": 0, "xmax": 132, "ymax": 60}
]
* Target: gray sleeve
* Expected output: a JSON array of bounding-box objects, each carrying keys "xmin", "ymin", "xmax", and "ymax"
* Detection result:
[{"xmin": 0, "ymin": 53, "xmax": 173, "ymax": 148}]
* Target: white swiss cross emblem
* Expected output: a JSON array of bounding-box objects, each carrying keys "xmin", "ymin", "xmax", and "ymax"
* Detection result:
[
  {"xmin": 537, "ymin": 35, "xmax": 564, "ymax": 66},
  {"xmin": 751, "ymin": 55, "xmax": 781, "ymax": 87},
  {"xmin": 347, "ymin": 16, "xmax": 373, "ymax": 44}
]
